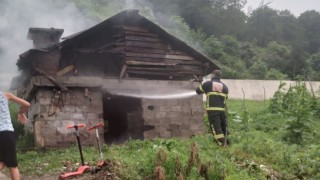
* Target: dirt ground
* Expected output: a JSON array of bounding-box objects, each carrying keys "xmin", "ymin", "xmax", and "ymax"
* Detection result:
[
  {"xmin": 0, "ymin": 165, "xmax": 116, "ymax": 180},
  {"xmin": 21, "ymin": 170, "xmax": 115, "ymax": 180}
]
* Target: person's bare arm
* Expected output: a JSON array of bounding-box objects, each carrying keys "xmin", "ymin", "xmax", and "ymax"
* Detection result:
[{"xmin": 4, "ymin": 92, "xmax": 30, "ymax": 124}]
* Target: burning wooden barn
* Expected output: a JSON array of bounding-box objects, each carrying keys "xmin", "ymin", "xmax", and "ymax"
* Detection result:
[{"xmin": 14, "ymin": 9, "xmax": 219, "ymax": 147}]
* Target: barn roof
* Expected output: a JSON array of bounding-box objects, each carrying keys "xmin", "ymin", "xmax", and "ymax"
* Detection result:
[
  {"xmin": 17, "ymin": 9, "xmax": 219, "ymax": 72},
  {"xmin": 60, "ymin": 9, "xmax": 219, "ymax": 70}
]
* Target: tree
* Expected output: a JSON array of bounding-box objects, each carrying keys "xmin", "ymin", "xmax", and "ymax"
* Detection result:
[
  {"xmin": 220, "ymin": 35, "xmax": 240, "ymax": 56},
  {"xmin": 246, "ymin": 7, "xmax": 281, "ymax": 46},
  {"xmin": 239, "ymin": 41, "xmax": 257, "ymax": 68},
  {"xmin": 306, "ymin": 52, "xmax": 320, "ymax": 80},
  {"xmin": 211, "ymin": 6, "xmax": 247, "ymax": 38},
  {"xmin": 277, "ymin": 10, "xmax": 304, "ymax": 45},
  {"xmin": 261, "ymin": 42, "xmax": 292, "ymax": 74},
  {"xmin": 249, "ymin": 60, "xmax": 267, "ymax": 79},
  {"xmin": 298, "ymin": 10, "xmax": 320, "ymax": 54},
  {"xmin": 265, "ymin": 68, "xmax": 288, "ymax": 80}
]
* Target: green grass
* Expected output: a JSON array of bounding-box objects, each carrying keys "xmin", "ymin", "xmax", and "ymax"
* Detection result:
[{"xmin": 13, "ymin": 99, "xmax": 320, "ymax": 179}]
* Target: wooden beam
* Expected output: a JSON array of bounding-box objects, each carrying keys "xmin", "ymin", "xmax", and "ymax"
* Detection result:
[
  {"xmin": 124, "ymin": 47, "xmax": 188, "ymax": 56},
  {"xmin": 127, "ymin": 67, "xmax": 172, "ymax": 72},
  {"xmin": 125, "ymin": 36, "xmax": 163, "ymax": 43},
  {"xmin": 193, "ymin": 75, "xmax": 201, "ymax": 81},
  {"xmin": 125, "ymin": 52, "xmax": 194, "ymax": 60},
  {"xmin": 120, "ymin": 64, "xmax": 127, "ymax": 79},
  {"xmin": 124, "ymin": 30, "xmax": 159, "ymax": 38},
  {"xmin": 163, "ymin": 59, "xmax": 203, "ymax": 66},
  {"xmin": 127, "ymin": 67, "xmax": 203, "ymax": 75},
  {"xmin": 124, "ymin": 57, "xmax": 203, "ymax": 65},
  {"xmin": 126, "ymin": 60, "xmax": 175, "ymax": 66},
  {"xmin": 125, "ymin": 41, "xmax": 169, "ymax": 49},
  {"xmin": 125, "ymin": 47, "xmax": 167, "ymax": 54},
  {"xmin": 122, "ymin": 26, "xmax": 149, "ymax": 32},
  {"xmin": 56, "ymin": 65, "xmax": 75, "ymax": 76},
  {"xmin": 126, "ymin": 70, "xmax": 203, "ymax": 76},
  {"xmin": 33, "ymin": 67, "xmax": 70, "ymax": 92}
]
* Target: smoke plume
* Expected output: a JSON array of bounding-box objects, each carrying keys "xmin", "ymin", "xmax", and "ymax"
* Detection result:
[{"xmin": 0, "ymin": 0, "xmax": 94, "ymax": 90}]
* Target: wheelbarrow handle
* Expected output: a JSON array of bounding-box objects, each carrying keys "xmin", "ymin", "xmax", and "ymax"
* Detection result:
[
  {"xmin": 87, "ymin": 123, "xmax": 104, "ymax": 131},
  {"xmin": 67, "ymin": 124, "xmax": 86, "ymax": 129}
]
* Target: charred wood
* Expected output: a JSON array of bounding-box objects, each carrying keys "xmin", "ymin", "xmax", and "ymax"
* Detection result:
[
  {"xmin": 125, "ymin": 41, "xmax": 168, "ymax": 49},
  {"xmin": 125, "ymin": 52, "xmax": 194, "ymax": 60},
  {"xmin": 124, "ymin": 35, "xmax": 163, "ymax": 43},
  {"xmin": 33, "ymin": 67, "xmax": 70, "ymax": 92},
  {"xmin": 125, "ymin": 60, "xmax": 175, "ymax": 66}
]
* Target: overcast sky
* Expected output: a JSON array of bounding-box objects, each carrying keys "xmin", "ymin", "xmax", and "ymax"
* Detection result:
[{"xmin": 245, "ymin": 0, "xmax": 320, "ymax": 16}]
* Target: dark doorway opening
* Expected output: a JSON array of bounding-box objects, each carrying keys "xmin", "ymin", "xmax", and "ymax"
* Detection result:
[{"xmin": 103, "ymin": 93, "xmax": 142, "ymax": 144}]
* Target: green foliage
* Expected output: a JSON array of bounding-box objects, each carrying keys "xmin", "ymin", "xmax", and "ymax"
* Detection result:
[
  {"xmin": 306, "ymin": 52, "xmax": 320, "ymax": 80},
  {"xmin": 221, "ymin": 35, "xmax": 240, "ymax": 56},
  {"xmin": 15, "ymin": 99, "xmax": 320, "ymax": 179},
  {"xmin": 269, "ymin": 81, "xmax": 287, "ymax": 113},
  {"xmin": 9, "ymin": 102, "xmax": 25, "ymax": 139},
  {"xmin": 269, "ymin": 81, "xmax": 316, "ymax": 145},
  {"xmin": 264, "ymin": 68, "xmax": 288, "ymax": 80},
  {"xmin": 249, "ymin": 60, "xmax": 268, "ymax": 79},
  {"xmin": 202, "ymin": 35, "xmax": 225, "ymax": 59},
  {"xmin": 262, "ymin": 42, "xmax": 292, "ymax": 73},
  {"xmin": 298, "ymin": 10, "xmax": 320, "ymax": 54}
]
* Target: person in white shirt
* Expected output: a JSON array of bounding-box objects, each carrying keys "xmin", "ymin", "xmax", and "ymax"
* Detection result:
[{"xmin": 0, "ymin": 91, "xmax": 30, "ymax": 180}]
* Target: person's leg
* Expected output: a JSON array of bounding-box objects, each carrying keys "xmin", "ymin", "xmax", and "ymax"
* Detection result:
[
  {"xmin": 0, "ymin": 132, "xmax": 5, "ymax": 171},
  {"xmin": 208, "ymin": 112, "xmax": 225, "ymax": 146},
  {"xmin": 220, "ymin": 112, "xmax": 230, "ymax": 146},
  {"xmin": 2, "ymin": 131, "xmax": 19, "ymax": 179},
  {"xmin": 220, "ymin": 112, "xmax": 227, "ymax": 135},
  {"xmin": 9, "ymin": 167, "xmax": 20, "ymax": 180},
  {"xmin": 0, "ymin": 162, "xmax": 5, "ymax": 170}
]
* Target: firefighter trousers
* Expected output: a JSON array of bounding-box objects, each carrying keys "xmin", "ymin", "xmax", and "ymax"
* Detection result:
[{"xmin": 207, "ymin": 111, "xmax": 229, "ymax": 146}]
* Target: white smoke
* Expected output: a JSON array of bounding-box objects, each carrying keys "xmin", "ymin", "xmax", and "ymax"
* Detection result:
[
  {"xmin": 0, "ymin": 0, "xmax": 95, "ymax": 90},
  {"xmin": 0, "ymin": 0, "xmax": 203, "ymax": 90}
]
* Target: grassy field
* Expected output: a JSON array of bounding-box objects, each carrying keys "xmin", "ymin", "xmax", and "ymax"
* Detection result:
[{"xmin": 5, "ymin": 99, "xmax": 320, "ymax": 179}]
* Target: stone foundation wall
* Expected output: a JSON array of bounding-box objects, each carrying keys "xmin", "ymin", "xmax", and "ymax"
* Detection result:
[
  {"xmin": 27, "ymin": 87, "xmax": 104, "ymax": 147},
  {"xmin": 142, "ymin": 95, "xmax": 205, "ymax": 139}
]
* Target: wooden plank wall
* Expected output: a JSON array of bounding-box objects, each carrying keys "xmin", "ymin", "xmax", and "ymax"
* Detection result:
[{"xmin": 111, "ymin": 26, "xmax": 205, "ymax": 80}]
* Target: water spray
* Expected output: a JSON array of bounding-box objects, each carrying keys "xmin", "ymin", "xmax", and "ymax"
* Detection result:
[{"xmin": 103, "ymin": 87, "xmax": 197, "ymax": 99}]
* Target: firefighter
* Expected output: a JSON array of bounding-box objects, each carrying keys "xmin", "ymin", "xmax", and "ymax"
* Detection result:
[{"xmin": 196, "ymin": 70, "xmax": 229, "ymax": 147}]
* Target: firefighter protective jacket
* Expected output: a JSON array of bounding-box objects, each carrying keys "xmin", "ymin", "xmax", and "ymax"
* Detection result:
[{"xmin": 196, "ymin": 77, "xmax": 229, "ymax": 111}]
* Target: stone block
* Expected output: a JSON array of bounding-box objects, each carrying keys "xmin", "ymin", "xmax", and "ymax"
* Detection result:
[
  {"xmin": 180, "ymin": 130, "xmax": 194, "ymax": 137},
  {"xmin": 56, "ymin": 112, "xmax": 72, "ymax": 120},
  {"xmin": 170, "ymin": 105, "xmax": 182, "ymax": 111},
  {"xmin": 155, "ymin": 111, "xmax": 167, "ymax": 118},
  {"xmin": 170, "ymin": 118, "xmax": 183, "ymax": 124},
  {"xmin": 168, "ymin": 124, "xmax": 179, "ymax": 130},
  {"xmin": 165, "ymin": 99, "xmax": 178, "ymax": 106},
  {"xmin": 73, "ymin": 113, "xmax": 84, "ymax": 120},
  {"xmin": 190, "ymin": 124, "xmax": 201, "ymax": 130},
  {"xmin": 87, "ymin": 113, "xmax": 97, "ymax": 120},
  {"xmin": 144, "ymin": 130, "xmax": 159, "ymax": 139},
  {"xmin": 60, "ymin": 120, "xmax": 78, "ymax": 128},
  {"xmin": 179, "ymin": 124, "xmax": 190, "ymax": 129},
  {"xmin": 192, "ymin": 129, "xmax": 205, "ymax": 135},
  {"xmin": 167, "ymin": 112, "xmax": 179, "ymax": 118},
  {"xmin": 158, "ymin": 106, "xmax": 172, "ymax": 112},
  {"xmin": 160, "ymin": 130, "xmax": 172, "ymax": 138},
  {"xmin": 171, "ymin": 130, "xmax": 181, "ymax": 137},
  {"xmin": 142, "ymin": 110, "xmax": 156, "ymax": 119},
  {"xmin": 144, "ymin": 118, "xmax": 161, "ymax": 126}
]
